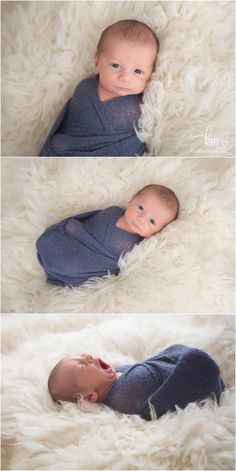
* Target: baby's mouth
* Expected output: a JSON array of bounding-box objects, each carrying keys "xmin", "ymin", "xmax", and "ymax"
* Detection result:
[
  {"xmin": 98, "ymin": 358, "xmax": 112, "ymax": 371},
  {"xmin": 132, "ymin": 220, "xmax": 141, "ymax": 233},
  {"xmin": 117, "ymin": 86, "xmax": 131, "ymax": 92}
]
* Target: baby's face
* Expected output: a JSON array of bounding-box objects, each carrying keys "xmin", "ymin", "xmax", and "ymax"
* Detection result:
[
  {"xmin": 95, "ymin": 36, "xmax": 157, "ymax": 101},
  {"xmin": 54, "ymin": 354, "xmax": 117, "ymax": 403},
  {"xmin": 124, "ymin": 190, "xmax": 175, "ymax": 237}
]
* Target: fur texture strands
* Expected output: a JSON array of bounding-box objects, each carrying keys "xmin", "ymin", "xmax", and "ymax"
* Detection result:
[
  {"xmin": 2, "ymin": 314, "xmax": 235, "ymax": 470},
  {"xmin": 2, "ymin": 1, "xmax": 234, "ymax": 156},
  {"xmin": 2, "ymin": 157, "xmax": 234, "ymax": 313}
]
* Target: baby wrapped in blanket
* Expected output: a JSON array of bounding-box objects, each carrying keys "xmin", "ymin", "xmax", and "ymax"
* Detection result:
[
  {"xmin": 40, "ymin": 20, "xmax": 159, "ymax": 157},
  {"xmin": 36, "ymin": 184, "xmax": 179, "ymax": 287},
  {"xmin": 48, "ymin": 344, "xmax": 225, "ymax": 420}
]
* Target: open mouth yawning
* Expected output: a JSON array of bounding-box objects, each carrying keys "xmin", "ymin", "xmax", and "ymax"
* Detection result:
[{"xmin": 99, "ymin": 358, "xmax": 112, "ymax": 371}]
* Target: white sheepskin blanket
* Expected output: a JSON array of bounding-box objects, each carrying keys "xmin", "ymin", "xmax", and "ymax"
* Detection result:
[
  {"xmin": 2, "ymin": 1, "xmax": 234, "ymax": 156},
  {"xmin": 2, "ymin": 314, "xmax": 235, "ymax": 470},
  {"xmin": 2, "ymin": 157, "xmax": 234, "ymax": 314}
]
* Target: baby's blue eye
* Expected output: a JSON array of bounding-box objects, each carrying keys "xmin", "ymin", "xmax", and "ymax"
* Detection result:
[
  {"xmin": 134, "ymin": 69, "xmax": 142, "ymax": 75},
  {"xmin": 112, "ymin": 63, "xmax": 120, "ymax": 69}
]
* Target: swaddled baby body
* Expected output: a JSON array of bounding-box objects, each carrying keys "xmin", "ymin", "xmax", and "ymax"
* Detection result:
[
  {"xmin": 48, "ymin": 344, "xmax": 225, "ymax": 420},
  {"xmin": 37, "ymin": 206, "xmax": 142, "ymax": 286},
  {"xmin": 40, "ymin": 19, "xmax": 159, "ymax": 157},
  {"xmin": 36, "ymin": 184, "xmax": 179, "ymax": 287}
]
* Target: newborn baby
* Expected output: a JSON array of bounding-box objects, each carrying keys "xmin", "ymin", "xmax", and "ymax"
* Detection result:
[
  {"xmin": 48, "ymin": 344, "xmax": 225, "ymax": 420},
  {"xmin": 36, "ymin": 184, "xmax": 179, "ymax": 287},
  {"xmin": 40, "ymin": 19, "xmax": 159, "ymax": 157}
]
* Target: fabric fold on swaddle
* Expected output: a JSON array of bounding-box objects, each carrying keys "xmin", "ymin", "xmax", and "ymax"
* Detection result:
[
  {"xmin": 36, "ymin": 206, "xmax": 143, "ymax": 286},
  {"xmin": 40, "ymin": 75, "xmax": 146, "ymax": 157},
  {"xmin": 103, "ymin": 344, "xmax": 225, "ymax": 420}
]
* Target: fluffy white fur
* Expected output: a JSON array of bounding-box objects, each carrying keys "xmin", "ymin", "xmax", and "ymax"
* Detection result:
[
  {"xmin": 2, "ymin": 314, "xmax": 235, "ymax": 470},
  {"xmin": 1, "ymin": 1, "xmax": 234, "ymax": 156},
  {"xmin": 2, "ymin": 157, "xmax": 234, "ymax": 314}
]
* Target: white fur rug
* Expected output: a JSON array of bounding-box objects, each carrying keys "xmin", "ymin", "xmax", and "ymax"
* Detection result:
[
  {"xmin": 2, "ymin": 157, "xmax": 234, "ymax": 314},
  {"xmin": 2, "ymin": 314, "xmax": 235, "ymax": 470},
  {"xmin": 2, "ymin": 1, "xmax": 234, "ymax": 156}
]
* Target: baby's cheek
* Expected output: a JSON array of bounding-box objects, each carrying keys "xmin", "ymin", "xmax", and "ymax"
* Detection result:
[{"xmin": 138, "ymin": 80, "xmax": 148, "ymax": 92}]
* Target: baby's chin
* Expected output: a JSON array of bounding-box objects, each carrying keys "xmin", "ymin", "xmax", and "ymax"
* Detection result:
[
  {"xmin": 115, "ymin": 87, "xmax": 143, "ymax": 97},
  {"xmin": 115, "ymin": 88, "xmax": 133, "ymax": 95},
  {"xmin": 109, "ymin": 82, "xmax": 144, "ymax": 97}
]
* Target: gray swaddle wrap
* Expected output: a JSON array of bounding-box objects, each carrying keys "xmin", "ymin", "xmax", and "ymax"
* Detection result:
[
  {"xmin": 40, "ymin": 75, "xmax": 146, "ymax": 157},
  {"xmin": 103, "ymin": 344, "xmax": 225, "ymax": 420},
  {"xmin": 36, "ymin": 206, "xmax": 143, "ymax": 286}
]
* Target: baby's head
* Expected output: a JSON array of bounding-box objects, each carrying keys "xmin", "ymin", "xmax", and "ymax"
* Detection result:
[
  {"xmin": 48, "ymin": 354, "xmax": 117, "ymax": 404},
  {"xmin": 123, "ymin": 184, "xmax": 179, "ymax": 237},
  {"xmin": 95, "ymin": 19, "xmax": 159, "ymax": 100}
]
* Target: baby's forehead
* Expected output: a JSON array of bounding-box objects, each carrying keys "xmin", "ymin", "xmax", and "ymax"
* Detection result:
[
  {"xmin": 63, "ymin": 356, "xmax": 80, "ymax": 361},
  {"xmin": 135, "ymin": 189, "xmax": 160, "ymax": 200},
  {"xmin": 102, "ymin": 31, "xmax": 157, "ymax": 53},
  {"xmin": 61, "ymin": 356, "xmax": 81, "ymax": 367},
  {"xmin": 55, "ymin": 358, "xmax": 79, "ymax": 383},
  {"xmin": 60, "ymin": 355, "xmax": 90, "ymax": 370},
  {"xmin": 57, "ymin": 357, "xmax": 77, "ymax": 373}
]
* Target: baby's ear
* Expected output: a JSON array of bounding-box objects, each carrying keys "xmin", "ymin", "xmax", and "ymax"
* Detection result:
[{"xmin": 84, "ymin": 391, "xmax": 98, "ymax": 403}]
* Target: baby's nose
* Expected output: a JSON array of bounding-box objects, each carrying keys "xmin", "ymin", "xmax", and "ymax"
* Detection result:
[
  {"xmin": 84, "ymin": 354, "xmax": 93, "ymax": 363},
  {"xmin": 118, "ymin": 70, "xmax": 131, "ymax": 82},
  {"xmin": 137, "ymin": 213, "xmax": 145, "ymax": 223}
]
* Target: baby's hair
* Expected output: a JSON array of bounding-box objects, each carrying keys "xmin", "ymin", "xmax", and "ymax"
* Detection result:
[
  {"xmin": 48, "ymin": 360, "xmax": 62, "ymax": 402},
  {"xmin": 97, "ymin": 19, "xmax": 159, "ymax": 56},
  {"xmin": 136, "ymin": 184, "xmax": 179, "ymax": 220},
  {"xmin": 48, "ymin": 359, "xmax": 82, "ymax": 403}
]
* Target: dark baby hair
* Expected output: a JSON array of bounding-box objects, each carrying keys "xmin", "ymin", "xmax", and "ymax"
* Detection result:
[
  {"xmin": 48, "ymin": 359, "xmax": 82, "ymax": 403},
  {"xmin": 48, "ymin": 361, "xmax": 61, "ymax": 402},
  {"xmin": 97, "ymin": 19, "xmax": 159, "ymax": 56}
]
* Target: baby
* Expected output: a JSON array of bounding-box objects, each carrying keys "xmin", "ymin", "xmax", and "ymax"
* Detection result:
[
  {"xmin": 36, "ymin": 184, "xmax": 179, "ymax": 287},
  {"xmin": 48, "ymin": 344, "xmax": 225, "ymax": 420},
  {"xmin": 40, "ymin": 19, "xmax": 159, "ymax": 157}
]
